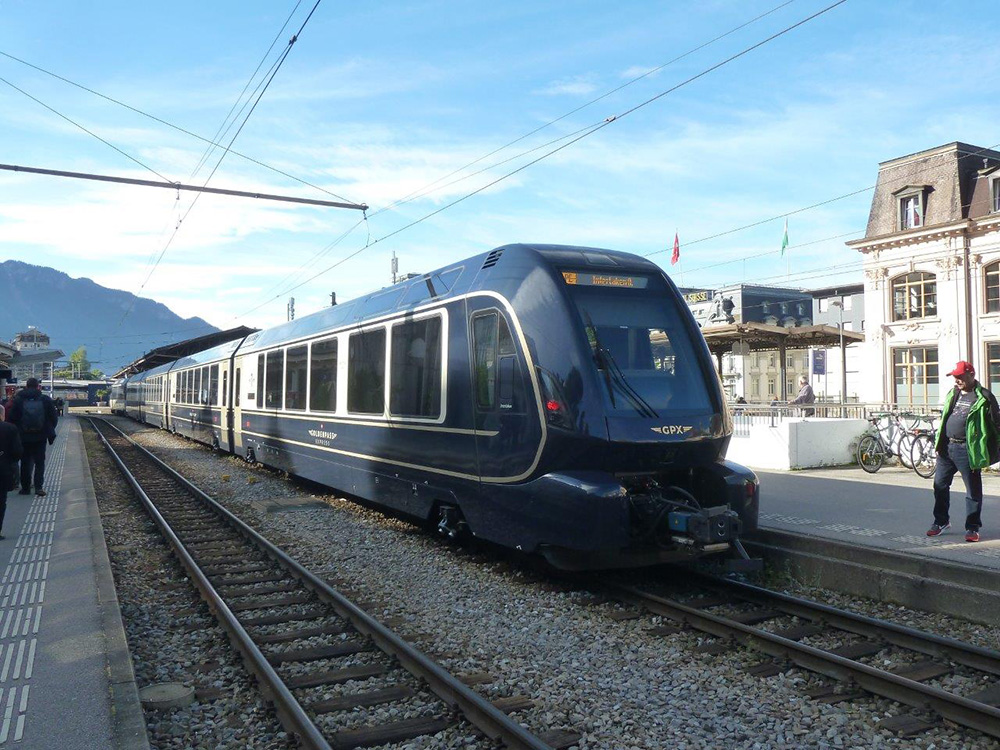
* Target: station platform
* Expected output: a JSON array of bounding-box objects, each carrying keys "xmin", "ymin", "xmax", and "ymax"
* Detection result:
[
  {"xmin": 0, "ymin": 416, "xmax": 147, "ymax": 749},
  {"xmin": 753, "ymin": 463, "xmax": 1000, "ymax": 568}
]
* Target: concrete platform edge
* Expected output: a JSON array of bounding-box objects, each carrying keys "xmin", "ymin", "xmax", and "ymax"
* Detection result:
[
  {"xmin": 746, "ymin": 527, "xmax": 1000, "ymax": 626},
  {"xmin": 77, "ymin": 418, "xmax": 151, "ymax": 750}
]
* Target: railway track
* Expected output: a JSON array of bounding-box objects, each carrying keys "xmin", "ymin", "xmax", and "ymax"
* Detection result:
[
  {"xmin": 88, "ymin": 417, "xmax": 571, "ymax": 750},
  {"xmin": 601, "ymin": 571, "xmax": 1000, "ymax": 739}
]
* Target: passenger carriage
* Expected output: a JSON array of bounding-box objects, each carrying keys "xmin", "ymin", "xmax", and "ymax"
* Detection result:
[{"xmin": 125, "ymin": 244, "xmax": 759, "ymax": 569}]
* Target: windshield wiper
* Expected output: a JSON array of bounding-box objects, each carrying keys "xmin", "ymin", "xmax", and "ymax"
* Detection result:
[{"xmin": 582, "ymin": 312, "xmax": 658, "ymax": 418}]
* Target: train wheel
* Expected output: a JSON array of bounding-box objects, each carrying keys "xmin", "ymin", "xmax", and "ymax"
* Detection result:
[{"xmin": 245, "ymin": 448, "xmax": 257, "ymax": 465}]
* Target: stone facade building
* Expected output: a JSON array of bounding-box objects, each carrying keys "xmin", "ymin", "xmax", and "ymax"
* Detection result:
[
  {"xmin": 848, "ymin": 142, "xmax": 1000, "ymax": 405},
  {"xmin": 680, "ymin": 284, "xmax": 814, "ymax": 401}
]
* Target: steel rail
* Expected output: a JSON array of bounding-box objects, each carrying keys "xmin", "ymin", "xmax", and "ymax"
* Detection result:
[
  {"xmin": 698, "ymin": 572, "xmax": 1000, "ymax": 677},
  {"xmin": 90, "ymin": 417, "xmax": 553, "ymax": 750},
  {"xmin": 89, "ymin": 418, "xmax": 333, "ymax": 750},
  {"xmin": 603, "ymin": 580, "xmax": 1000, "ymax": 739}
]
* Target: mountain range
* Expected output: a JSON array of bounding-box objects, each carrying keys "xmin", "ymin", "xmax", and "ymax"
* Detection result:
[{"xmin": 0, "ymin": 260, "xmax": 218, "ymax": 375}]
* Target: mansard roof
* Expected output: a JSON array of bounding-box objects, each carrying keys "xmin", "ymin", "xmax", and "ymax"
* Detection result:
[{"xmin": 863, "ymin": 142, "xmax": 1000, "ymax": 239}]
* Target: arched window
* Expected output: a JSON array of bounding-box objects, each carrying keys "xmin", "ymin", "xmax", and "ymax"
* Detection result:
[
  {"xmin": 891, "ymin": 272, "xmax": 936, "ymax": 321},
  {"xmin": 984, "ymin": 261, "xmax": 1000, "ymax": 314}
]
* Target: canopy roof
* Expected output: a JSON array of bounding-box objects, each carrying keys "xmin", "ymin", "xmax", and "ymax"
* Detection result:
[
  {"xmin": 114, "ymin": 326, "xmax": 257, "ymax": 378},
  {"xmin": 699, "ymin": 321, "xmax": 864, "ymax": 355}
]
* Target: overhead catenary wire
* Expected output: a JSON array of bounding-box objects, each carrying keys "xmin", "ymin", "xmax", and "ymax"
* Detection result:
[
  {"xmin": 248, "ymin": 1, "xmax": 805, "ymax": 299},
  {"xmin": 0, "ymin": 75, "xmax": 172, "ymax": 183},
  {"xmin": 123, "ymin": 0, "xmax": 326, "ymax": 324},
  {"xmin": 189, "ymin": 0, "xmax": 304, "ymax": 181},
  {"xmin": 0, "ymin": 48, "xmax": 359, "ymax": 205},
  {"xmin": 236, "ymin": 0, "xmax": 850, "ymax": 320},
  {"xmin": 369, "ymin": 0, "xmax": 800, "ymax": 218}
]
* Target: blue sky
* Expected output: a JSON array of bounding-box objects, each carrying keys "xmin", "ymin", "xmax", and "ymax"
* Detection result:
[{"xmin": 2, "ymin": 0, "xmax": 999, "ymax": 346}]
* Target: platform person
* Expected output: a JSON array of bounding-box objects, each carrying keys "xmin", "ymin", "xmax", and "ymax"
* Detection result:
[
  {"xmin": 927, "ymin": 361, "xmax": 1000, "ymax": 543},
  {"xmin": 7, "ymin": 377, "xmax": 58, "ymax": 497},
  {"xmin": 0, "ymin": 418, "xmax": 22, "ymax": 539}
]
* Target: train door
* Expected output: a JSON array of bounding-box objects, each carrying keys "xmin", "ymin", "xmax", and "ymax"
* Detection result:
[
  {"xmin": 165, "ymin": 372, "xmax": 174, "ymax": 431},
  {"xmin": 231, "ymin": 356, "xmax": 245, "ymax": 454},
  {"xmin": 468, "ymin": 302, "xmax": 538, "ymax": 479}
]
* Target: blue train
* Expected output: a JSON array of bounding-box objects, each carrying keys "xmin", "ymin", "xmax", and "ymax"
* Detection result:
[{"xmin": 116, "ymin": 244, "xmax": 759, "ymax": 569}]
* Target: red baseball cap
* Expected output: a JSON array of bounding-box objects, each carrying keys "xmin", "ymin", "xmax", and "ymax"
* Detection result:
[{"xmin": 948, "ymin": 361, "xmax": 975, "ymax": 377}]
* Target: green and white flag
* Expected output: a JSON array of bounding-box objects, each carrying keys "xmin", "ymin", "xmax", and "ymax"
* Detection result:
[{"xmin": 780, "ymin": 218, "xmax": 789, "ymax": 256}]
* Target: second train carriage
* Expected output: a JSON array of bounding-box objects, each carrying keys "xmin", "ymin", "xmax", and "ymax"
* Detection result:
[{"xmin": 121, "ymin": 243, "xmax": 759, "ymax": 569}]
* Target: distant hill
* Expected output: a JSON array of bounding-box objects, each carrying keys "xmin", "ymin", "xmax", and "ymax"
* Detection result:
[{"xmin": 0, "ymin": 260, "xmax": 218, "ymax": 375}]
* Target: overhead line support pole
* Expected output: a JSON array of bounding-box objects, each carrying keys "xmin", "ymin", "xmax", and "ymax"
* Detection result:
[{"xmin": 0, "ymin": 163, "xmax": 368, "ymax": 210}]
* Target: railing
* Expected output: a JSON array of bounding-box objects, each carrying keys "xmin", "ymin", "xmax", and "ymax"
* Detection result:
[{"xmin": 731, "ymin": 402, "xmax": 942, "ymax": 438}]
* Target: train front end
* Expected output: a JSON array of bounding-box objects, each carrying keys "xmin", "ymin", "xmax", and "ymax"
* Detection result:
[{"xmin": 520, "ymin": 248, "xmax": 759, "ymax": 569}]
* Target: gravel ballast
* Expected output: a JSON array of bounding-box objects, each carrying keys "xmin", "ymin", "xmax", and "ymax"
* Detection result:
[
  {"xmin": 103, "ymin": 419, "xmax": 1000, "ymax": 749},
  {"xmin": 83, "ymin": 427, "xmax": 298, "ymax": 750}
]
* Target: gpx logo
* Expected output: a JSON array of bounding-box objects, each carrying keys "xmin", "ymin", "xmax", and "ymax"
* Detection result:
[{"xmin": 651, "ymin": 425, "xmax": 693, "ymax": 435}]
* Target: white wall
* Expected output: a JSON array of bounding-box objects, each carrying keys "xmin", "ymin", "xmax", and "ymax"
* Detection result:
[{"xmin": 726, "ymin": 417, "xmax": 868, "ymax": 470}]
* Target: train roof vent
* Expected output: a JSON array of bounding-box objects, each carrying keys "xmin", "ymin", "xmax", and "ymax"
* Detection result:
[
  {"xmin": 481, "ymin": 249, "xmax": 503, "ymax": 269},
  {"xmin": 583, "ymin": 252, "xmax": 619, "ymax": 266}
]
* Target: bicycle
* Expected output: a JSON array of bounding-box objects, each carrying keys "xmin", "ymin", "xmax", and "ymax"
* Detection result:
[
  {"xmin": 856, "ymin": 411, "xmax": 921, "ymax": 473},
  {"xmin": 856, "ymin": 414, "xmax": 893, "ymax": 473},
  {"xmin": 908, "ymin": 420, "xmax": 938, "ymax": 479}
]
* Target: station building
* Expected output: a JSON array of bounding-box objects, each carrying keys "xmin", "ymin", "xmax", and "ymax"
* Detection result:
[{"xmin": 848, "ymin": 142, "xmax": 1000, "ymax": 405}]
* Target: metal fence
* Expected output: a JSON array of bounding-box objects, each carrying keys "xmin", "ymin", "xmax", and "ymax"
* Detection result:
[{"xmin": 731, "ymin": 401, "xmax": 941, "ymax": 438}]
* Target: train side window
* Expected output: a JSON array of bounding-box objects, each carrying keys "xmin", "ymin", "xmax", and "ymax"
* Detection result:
[
  {"xmin": 235, "ymin": 368, "xmax": 241, "ymax": 407},
  {"xmin": 309, "ymin": 337, "xmax": 338, "ymax": 412},
  {"xmin": 348, "ymin": 329, "xmax": 386, "ymax": 414},
  {"xmin": 182, "ymin": 371, "xmax": 189, "ymax": 404},
  {"xmin": 194, "ymin": 368, "xmax": 203, "ymax": 406},
  {"xmin": 473, "ymin": 313, "xmax": 498, "ymax": 410},
  {"xmin": 257, "ymin": 354, "xmax": 264, "ymax": 409},
  {"xmin": 210, "ymin": 364, "xmax": 219, "ymax": 406},
  {"xmin": 201, "ymin": 366, "xmax": 210, "ymax": 404},
  {"xmin": 222, "ymin": 371, "xmax": 228, "ymax": 407},
  {"xmin": 265, "ymin": 350, "xmax": 284, "ymax": 409},
  {"xmin": 174, "ymin": 374, "xmax": 180, "ymax": 403},
  {"xmin": 390, "ymin": 316, "xmax": 442, "ymax": 418},
  {"xmin": 285, "ymin": 345, "xmax": 308, "ymax": 411}
]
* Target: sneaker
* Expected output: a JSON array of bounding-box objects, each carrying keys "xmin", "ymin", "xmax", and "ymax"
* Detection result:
[
  {"xmin": 17, "ymin": 490, "xmax": 30, "ymax": 496},
  {"xmin": 35, "ymin": 489, "xmax": 46, "ymax": 497},
  {"xmin": 926, "ymin": 523, "xmax": 950, "ymax": 537},
  {"xmin": 966, "ymin": 530, "xmax": 980, "ymax": 543}
]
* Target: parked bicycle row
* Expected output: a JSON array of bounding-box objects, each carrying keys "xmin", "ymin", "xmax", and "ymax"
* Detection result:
[{"xmin": 856, "ymin": 410, "xmax": 938, "ymax": 479}]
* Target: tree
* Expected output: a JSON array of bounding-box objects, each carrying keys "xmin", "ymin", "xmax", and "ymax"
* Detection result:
[{"xmin": 55, "ymin": 347, "xmax": 97, "ymax": 380}]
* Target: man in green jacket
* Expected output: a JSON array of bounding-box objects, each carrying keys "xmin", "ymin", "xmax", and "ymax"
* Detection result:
[{"xmin": 927, "ymin": 361, "xmax": 1000, "ymax": 542}]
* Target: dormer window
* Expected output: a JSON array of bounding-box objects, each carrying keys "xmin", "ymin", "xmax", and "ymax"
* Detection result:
[
  {"xmin": 900, "ymin": 195, "xmax": 922, "ymax": 229},
  {"xmin": 893, "ymin": 185, "xmax": 930, "ymax": 230}
]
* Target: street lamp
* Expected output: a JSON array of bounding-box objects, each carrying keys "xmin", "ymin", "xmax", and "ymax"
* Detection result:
[{"xmin": 831, "ymin": 298, "xmax": 846, "ymax": 412}]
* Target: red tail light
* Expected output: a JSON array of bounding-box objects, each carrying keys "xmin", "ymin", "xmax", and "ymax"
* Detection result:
[{"xmin": 546, "ymin": 400, "xmax": 562, "ymax": 412}]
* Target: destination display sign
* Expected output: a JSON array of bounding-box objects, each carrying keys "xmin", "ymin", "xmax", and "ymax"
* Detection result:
[{"xmin": 562, "ymin": 271, "xmax": 649, "ymax": 289}]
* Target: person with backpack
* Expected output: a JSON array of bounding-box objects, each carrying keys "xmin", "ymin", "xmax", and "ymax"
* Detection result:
[
  {"xmin": 8, "ymin": 378, "xmax": 58, "ymax": 497},
  {"xmin": 0, "ymin": 419, "xmax": 23, "ymax": 538}
]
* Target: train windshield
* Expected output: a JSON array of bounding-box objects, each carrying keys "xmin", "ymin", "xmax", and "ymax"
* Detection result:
[{"xmin": 564, "ymin": 272, "xmax": 713, "ymax": 416}]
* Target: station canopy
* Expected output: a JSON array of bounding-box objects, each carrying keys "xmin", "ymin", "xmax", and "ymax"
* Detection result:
[
  {"xmin": 113, "ymin": 326, "xmax": 258, "ymax": 378},
  {"xmin": 699, "ymin": 321, "xmax": 864, "ymax": 356}
]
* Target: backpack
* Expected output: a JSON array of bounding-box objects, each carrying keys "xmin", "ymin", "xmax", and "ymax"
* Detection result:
[{"xmin": 21, "ymin": 399, "xmax": 46, "ymax": 434}]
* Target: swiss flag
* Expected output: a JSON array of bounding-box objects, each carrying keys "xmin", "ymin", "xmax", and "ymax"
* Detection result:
[{"xmin": 671, "ymin": 232, "xmax": 680, "ymax": 265}]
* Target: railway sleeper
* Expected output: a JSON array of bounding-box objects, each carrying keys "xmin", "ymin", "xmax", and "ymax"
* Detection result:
[
  {"xmin": 256, "ymin": 624, "xmax": 349, "ymax": 645},
  {"xmin": 240, "ymin": 608, "xmax": 328, "ymax": 627},
  {"xmin": 265, "ymin": 641, "xmax": 372, "ymax": 665},
  {"xmin": 309, "ymin": 685, "xmax": 415, "ymax": 714},
  {"xmin": 284, "ymin": 663, "xmax": 390, "ymax": 690},
  {"xmin": 328, "ymin": 715, "xmax": 452, "ymax": 750},
  {"xmin": 227, "ymin": 592, "xmax": 316, "ymax": 612}
]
